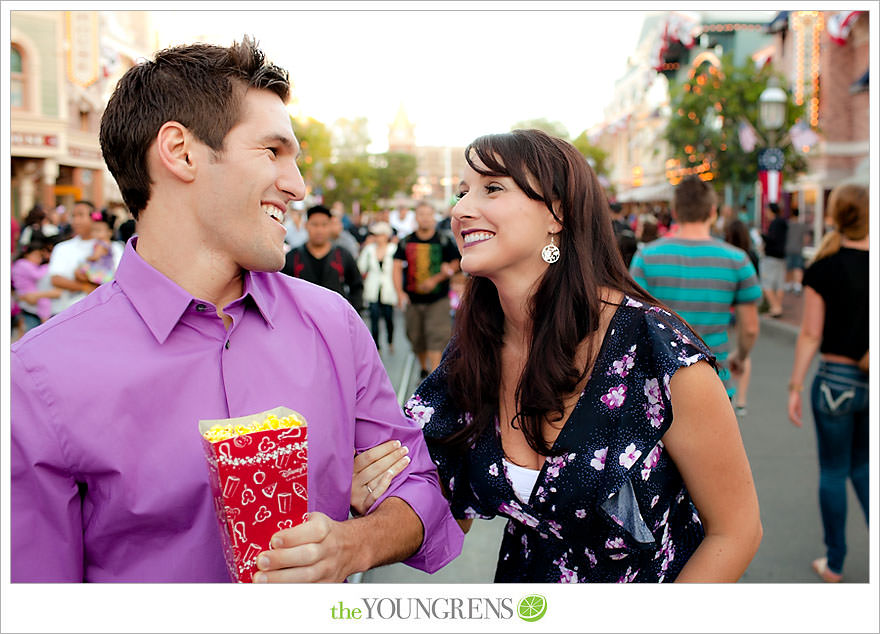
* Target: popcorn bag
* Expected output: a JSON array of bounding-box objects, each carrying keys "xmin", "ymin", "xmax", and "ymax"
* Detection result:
[{"xmin": 199, "ymin": 406, "xmax": 308, "ymax": 582}]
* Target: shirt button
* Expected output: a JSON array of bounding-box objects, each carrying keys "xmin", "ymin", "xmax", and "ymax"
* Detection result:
[
  {"xmin": 225, "ymin": 341, "xmax": 230, "ymax": 350},
  {"xmin": 195, "ymin": 304, "xmax": 207, "ymax": 312}
]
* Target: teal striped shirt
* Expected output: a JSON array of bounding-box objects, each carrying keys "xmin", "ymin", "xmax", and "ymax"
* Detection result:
[{"xmin": 630, "ymin": 237, "xmax": 761, "ymax": 396}]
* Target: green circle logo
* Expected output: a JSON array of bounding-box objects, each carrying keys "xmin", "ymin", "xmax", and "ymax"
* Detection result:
[{"xmin": 517, "ymin": 594, "xmax": 547, "ymax": 622}]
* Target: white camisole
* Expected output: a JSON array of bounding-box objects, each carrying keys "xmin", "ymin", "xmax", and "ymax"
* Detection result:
[{"xmin": 502, "ymin": 458, "xmax": 541, "ymax": 504}]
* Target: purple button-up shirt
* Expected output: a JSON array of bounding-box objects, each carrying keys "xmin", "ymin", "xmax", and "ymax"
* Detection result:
[{"xmin": 11, "ymin": 238, "xmax": 462, "ymax": 582}]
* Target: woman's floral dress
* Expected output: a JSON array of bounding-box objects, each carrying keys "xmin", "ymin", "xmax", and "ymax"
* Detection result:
[{"xmin": 405, "ymin": 297, "xmax": 715, "ymax": 583}]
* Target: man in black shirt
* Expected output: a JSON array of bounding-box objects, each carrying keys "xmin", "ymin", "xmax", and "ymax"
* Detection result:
[
  {"xmin": 609, "ymin": 202, "xmax": 637, "ymax": 268},
  {"xmin": 761, "ymin": 202, "xmax": 788, "ymax": 318},
  {"xmin": 281, "ymin": 205, "xmax": 363, "ymax": 310}
]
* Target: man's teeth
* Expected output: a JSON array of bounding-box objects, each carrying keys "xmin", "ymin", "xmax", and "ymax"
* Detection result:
[
  {"xmin": 463, "ymin": 231, "xmax": 495, "ymax": 245},
  {"xmin": 262, "ymin": 204, "xmax": 283, "ymax": 223}
]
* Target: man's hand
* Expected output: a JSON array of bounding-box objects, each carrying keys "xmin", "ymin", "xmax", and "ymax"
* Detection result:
[
  {"xmin": 252, "ymin": 512, "xmax": 357, "ymax": 583},
  {"xmin": 729, "ymin": 351, "xmax": 746, "ymax": 377}
]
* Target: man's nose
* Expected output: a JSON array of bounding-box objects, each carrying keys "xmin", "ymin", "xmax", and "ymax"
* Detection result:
[{"xmin": 279, "ymin": 159, "xmax": 307, "ymax": 203}]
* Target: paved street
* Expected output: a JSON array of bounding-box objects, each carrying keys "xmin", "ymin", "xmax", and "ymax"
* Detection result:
[{"xmin": 363, "ymin": 299, "xmax": 870, "ymax": 584}]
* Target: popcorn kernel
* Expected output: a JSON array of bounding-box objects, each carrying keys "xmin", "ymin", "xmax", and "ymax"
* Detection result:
[{"xmin": 202, "ymin": 413, "xmax": 305, "ymax": 443}]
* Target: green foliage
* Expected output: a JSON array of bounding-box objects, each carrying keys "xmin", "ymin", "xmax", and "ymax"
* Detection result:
[
  {"xmin": 511, "ymin": 118, "xmax": 570, "ymax": 140},
  {"xmin": 571, "ymin": 131, "xmax": 610, "ymax": 179},
  {"xmin": 323, "ymin": 157, "xmax": 377, "ymax": 209},
  {"xmin": 664, "ymin": 54, "xmax": 807, "ymax": 192},
  {"xmin": 291, "ymin": 116, "xmax": 333, "ymax": 190},
  {"xmin": 373, "ymin": 152, "xmax": 418, "ymax": 202},
  {"xmin": 292, "ymin": 114, "xmax": 417, "ymax": 211},
  {"xmin": 322, "ymin": 152, "xmax": 418, "ymax": 210}
]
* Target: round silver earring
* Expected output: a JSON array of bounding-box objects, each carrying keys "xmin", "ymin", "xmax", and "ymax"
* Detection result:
[{"xmin": 541, "ymin": 234, "xmax": 560, "ymax": 264}]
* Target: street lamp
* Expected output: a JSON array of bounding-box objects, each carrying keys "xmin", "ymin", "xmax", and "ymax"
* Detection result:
[
  {"xmin": 759, "ymin": 77, "xmax": 787, "ymax": 135},
  {"xmin": 757, "ymin": 77, "xmax": 788, "ymax": 229}
]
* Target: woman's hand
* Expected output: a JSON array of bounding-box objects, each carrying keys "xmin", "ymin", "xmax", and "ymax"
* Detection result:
[
  {"xmin": 350, "ymin": 440, "xmax": 410, "ymax": 516},
  {"xmin": 787, "ymin": 389, "xmax": 803, "ymax": 428}
]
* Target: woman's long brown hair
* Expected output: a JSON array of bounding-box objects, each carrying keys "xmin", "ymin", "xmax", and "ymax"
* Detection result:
[{"xmin": 443, "ymin": 129, "xmax": 659, "ymax": 456}]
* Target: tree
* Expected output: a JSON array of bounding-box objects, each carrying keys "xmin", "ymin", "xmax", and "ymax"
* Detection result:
[
  {"xmin": 290, "ymin": 116, "xmax": 332, "ymax": 192},
  {"xmin": 372, "ymin": 152, "xmax": 418, "ymax": 201},
  {"xmin": 664, "ymin": 54, "xmax": 807, "ymax": 201},
  {"xmin": 324, "ymin": 157, "xmax": 377, "ymax": 210},
  {"xmin": 331, "ymin": 116, "xmax": 371, "ymax": 160},
  {"xmin": 571, "ymin": 131, "xmax": 610, "ymax": 180},
  {"xmin": 510, "ymin": 118, "xmax": 570, "ymax": 140}
]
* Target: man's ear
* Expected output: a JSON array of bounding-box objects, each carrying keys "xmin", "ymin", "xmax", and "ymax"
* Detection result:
[{"xmin": 154, "ymin": 121, "xmax": 196, "ymax": 183}]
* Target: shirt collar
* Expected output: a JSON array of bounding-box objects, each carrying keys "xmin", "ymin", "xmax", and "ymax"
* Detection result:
[{"xmin": 114, "ymin": 238, "xmax": 276, "ymax": 344}]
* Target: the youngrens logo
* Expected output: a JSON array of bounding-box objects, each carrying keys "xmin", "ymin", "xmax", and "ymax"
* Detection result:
[
  {"xmin": 330, "ymin": 595, "xmax": 547, "ymax": 621},
  {"xmin": 516, "ymin": 594, "xmax": 547, "ymax": 622}
]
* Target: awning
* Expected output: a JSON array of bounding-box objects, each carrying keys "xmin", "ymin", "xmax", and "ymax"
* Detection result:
[
  {"xmin": 616, "ymin": 182, "xmax": 674, "ymax": 203},
  {"xmin": 765, "ymin": 11, "xmax": 789, "ymax": 34}
]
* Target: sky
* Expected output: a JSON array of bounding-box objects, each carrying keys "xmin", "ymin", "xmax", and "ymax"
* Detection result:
[{"xmin": 151, "ymin": 6, "xmax": 648, "ymax": 151}]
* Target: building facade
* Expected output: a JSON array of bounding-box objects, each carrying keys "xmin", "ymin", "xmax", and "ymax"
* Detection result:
[
  {"xmin": 10, "ymin": 11, "xmax": 156, "ymax": 220},
  {"xmin": 768, "ymin": 10, "xmax": 870, "ymax": 252}
]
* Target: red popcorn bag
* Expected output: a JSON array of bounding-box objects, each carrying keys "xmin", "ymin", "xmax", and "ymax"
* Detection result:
[{"xmin": 199, "ymin": 406, "xmax": 308, "ymax": 582}]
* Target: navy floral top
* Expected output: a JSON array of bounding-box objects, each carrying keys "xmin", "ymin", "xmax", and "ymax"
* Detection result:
[{"xmin": 404, "ymin": 297, "xmax": 715, "ymax": 583}]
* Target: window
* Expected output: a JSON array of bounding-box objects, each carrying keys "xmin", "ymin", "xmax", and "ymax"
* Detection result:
[{"xmin": 11, "ymin": 45, "xmax": 25, "ymax": 109}]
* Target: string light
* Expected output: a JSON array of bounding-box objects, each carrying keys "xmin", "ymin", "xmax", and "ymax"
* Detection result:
[
  {"xmin": 793, "ymin": 12, "xmax": 805, "ymax": 106},
  {"xmin": 810, "ymin": 12, "xmax": 823, "ymax": 127}
]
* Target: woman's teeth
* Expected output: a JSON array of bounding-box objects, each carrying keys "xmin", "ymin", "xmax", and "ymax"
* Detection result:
[{"xmin": 463, "ymin": 231, "xmax": 495, "ymax": 245}]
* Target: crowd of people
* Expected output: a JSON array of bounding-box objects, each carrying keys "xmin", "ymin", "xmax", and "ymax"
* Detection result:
[
  {"xmin": 11, "ymin": 201, "xmax": 130, "ymax": 339},
  {"xmin": 9, "ymin": 36, "xmax": 868, "ymax": 587},
  {"xmin": 275, "ymin": 197, "xmax": 462, "ymax": 377}
]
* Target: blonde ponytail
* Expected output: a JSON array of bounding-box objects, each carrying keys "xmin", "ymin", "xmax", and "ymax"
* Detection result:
[
  {"xmin": 811, "ymin": 183, "xmax": 868, "ymax": 264},
  {"xmin": 811, "ymin": 229, "xmax": 842, "ymax": 264}
]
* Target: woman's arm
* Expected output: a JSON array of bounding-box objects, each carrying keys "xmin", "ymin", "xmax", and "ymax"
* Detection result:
[
  {"xmin": 662, "ymin": 360, "xmax": 763, "ymax": 582},
  {"xmin": 787, "ymin": 287, "xmax": 824, "ymax": 427}
]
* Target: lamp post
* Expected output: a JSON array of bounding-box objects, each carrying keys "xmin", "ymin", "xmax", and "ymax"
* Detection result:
[{"xmin": 757, "ymin": 77, "xmax": 788, "ymax": 230}]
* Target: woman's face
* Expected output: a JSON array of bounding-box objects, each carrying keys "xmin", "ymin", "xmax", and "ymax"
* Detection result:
[{"xmin": 451, "ymin": 153, "xmax": 561, "ymax": 285}]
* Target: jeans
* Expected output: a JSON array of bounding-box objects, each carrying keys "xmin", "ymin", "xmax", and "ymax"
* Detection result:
[
  {"xmin": 368, "ymin": 302, "xmax": 394, "ymax": 347},
  {"xmin": 810, "ymin": 360, "xmax": 870, "ymax": 574}
]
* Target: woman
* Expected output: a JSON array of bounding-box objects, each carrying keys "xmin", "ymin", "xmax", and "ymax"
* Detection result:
[
  {"xmin": 11, "ymin": 233, "xmax": 61, "ymax": 333},
  {"xmin": 357, "ymin": 221, "xmax": 398, "ymax": 352},
  {"xmin": 355, "ymin": 130, "xmax": 761, "ymax": 582},
  {"xmin": 787, "ymin": 183, "xmax": 869, "ymax": 583},
  {"xmin": 724, "ymin": 219, "xmax": 760, "ymax": 416}
]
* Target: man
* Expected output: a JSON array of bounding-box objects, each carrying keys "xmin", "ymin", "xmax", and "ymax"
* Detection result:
[
  {"xmin": 329, "ymin": 205, "xmax": 361, "ymax": 259},
  {"xmin": 282, "ymin": 200, "xmax": 308, "ymax": 249},
  {"xmin": 47, "ymin": 200, "xmax": 99, "ymax": 315},
  {"xmin": 11, "ymin": 38, "xmax": 461, "ymax": 583},
  {"xmin": 761, "ymin": 202, "xmax": 788, "ymax": 317},
  {"xmin": 630, "ymin": 175, "xmax": 761, "ymax": 400},
  {"xmin": 394, "ymin": 201, "xmax": 460, "ymax": 378},
  {"xmin": 389, "ymin": 203, "xmax": 416, "ymax": 238},
  {"xmin": 784, "ymin": 207, "xmax": 806, "ymax": 295},
  {"xmin": 609, "ymin": 201, "xmax": 637, "ymax": 267},
  {"xmin": 281, "ymin": 205, "xmax": 363, "ymax": 310}
]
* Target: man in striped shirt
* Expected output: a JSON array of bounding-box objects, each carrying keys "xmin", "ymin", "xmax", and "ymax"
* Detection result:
[{"xmin": 630, "ymin": 176, "xmax": 761, "ymax": 399}]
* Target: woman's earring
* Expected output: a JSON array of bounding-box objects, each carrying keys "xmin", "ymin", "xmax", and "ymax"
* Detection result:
[{"xmin": 541, "ymin": 234, "xmax": 560, "ymax": 264}]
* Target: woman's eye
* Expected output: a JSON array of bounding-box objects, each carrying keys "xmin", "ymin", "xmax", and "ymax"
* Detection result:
[
  {"xmin": 485, "ymin": 184, "xmax": 502, "ymax": 194},
  {"xmin": 456, "ymin": 190, "xmax": 469, "ymax": 199}
]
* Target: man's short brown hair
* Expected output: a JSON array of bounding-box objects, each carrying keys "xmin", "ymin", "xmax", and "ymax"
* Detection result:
[
  {"xmin": 99, "ymin": 36, "xmax": 290, "ymax": 220},
  {"xmin": 673, "ymin": 175, "xmax": 717, "ymax": 223}
]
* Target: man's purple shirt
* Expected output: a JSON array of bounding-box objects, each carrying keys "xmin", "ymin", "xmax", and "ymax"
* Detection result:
[{"xmin": 11, "ymin": 238, "xmax": 462, "ymax": 582}]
